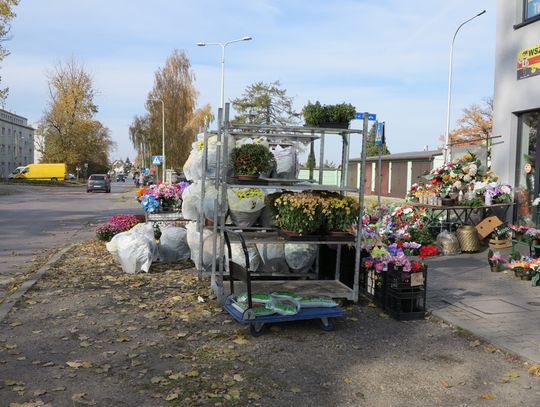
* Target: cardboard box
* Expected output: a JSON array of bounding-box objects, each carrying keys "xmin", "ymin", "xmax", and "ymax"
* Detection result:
[{"xmin": 475, "ymin": 216, "xmax": 503, "ymax": 239}]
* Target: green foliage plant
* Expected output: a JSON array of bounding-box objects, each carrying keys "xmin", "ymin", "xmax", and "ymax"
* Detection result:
[
  {"xmin": 230, "ymin": 143, "xmax": 275, "ymax": 176},
  {"xmin": 302, "ymin": 101, "xmax": 356, "ymax": 127}
]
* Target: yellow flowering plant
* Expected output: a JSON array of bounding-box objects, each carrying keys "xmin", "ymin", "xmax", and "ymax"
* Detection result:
[
  {"xmin": 321, "ymin": 195, "xmax": 360, "ymax": 232},
  {"xmin": 271, "ymin": 192, "xmax": 324, "ymax": 234}
]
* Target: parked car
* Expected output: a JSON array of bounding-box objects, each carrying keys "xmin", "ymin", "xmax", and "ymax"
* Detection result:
[
  {"xmin": 65, "ymin": 173, "xmax": 76, "ymax": 180},
  {"xmin": 87, "ymin": 174, "xmax": 111, "ymax": 193}
]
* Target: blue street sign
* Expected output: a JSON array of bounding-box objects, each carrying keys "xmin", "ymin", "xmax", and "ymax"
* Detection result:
[
  {"xmin": 152, "ymin": 155, "xmax": 162, "ymax": 166},
  {"xmin": 375, "ymin": 123, "xmax": 384, "ymax": 145},
  {"xmin": 355, "ymin": 112, "xmax": 377, "ymax": 121}
]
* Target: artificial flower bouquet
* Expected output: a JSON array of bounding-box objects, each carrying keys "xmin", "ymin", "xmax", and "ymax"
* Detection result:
[{"xmin": 138, "ymin": 182, "xmax": 189, "ymax": 213}]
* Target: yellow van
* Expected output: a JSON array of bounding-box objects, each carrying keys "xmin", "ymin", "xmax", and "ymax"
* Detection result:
[{"xmin": 16, "ymin": 163, "xmax": 67, "ymax": 181}]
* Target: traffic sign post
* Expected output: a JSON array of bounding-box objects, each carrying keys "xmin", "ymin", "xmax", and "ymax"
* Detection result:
[
  {"xmin": 152, "ymin": 155, "xmax": 162, "ymax": 166},
  {"xmin": 355, "ymin": 112, "xmax": 376, "ymax": 121}
]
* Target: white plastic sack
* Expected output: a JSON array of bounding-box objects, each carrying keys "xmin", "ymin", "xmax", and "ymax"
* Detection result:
[
  {"xmin": 230, "ymin": 243, "xmax": 261, "ymax": 271},
  {"xmin": 285, "ymin": 244, "xmax": 317, "ymax": 273},
  {"xmin": 227, "ymin": 188, "xmax": 265, "ymax": 227},
  {"xmin": 271, "ymin": 145, "xmax": 296, "ymax": 179},
  {"xmin": 183, "ymin": 148, "xmax": 202, "ymax": 181},
  {"xmin": 256, "ymin": 243, "xmax": 289, "ymax": 273},
  {"xmin": 202, "ymin": 182, "xmax": 228, "ymax": 221},
  {"xmin": 181, "ymin": 181, "xmax": 201, "ymax": 221},
  {"xmin": 106, "ymin": 223, "xmax": 158, "ymax": 274},
  {"xmin": 158, "ymin": 226, "xmax": 190, "ymax": 263},
  {"xmin": 185, "ymin": 222, "xmax": 219, "ymax": 270}
]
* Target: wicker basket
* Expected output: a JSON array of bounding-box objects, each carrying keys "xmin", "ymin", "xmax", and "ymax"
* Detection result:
[
  {"xmin": 488, "ymin": 236, "xmax": 512, "ymax": 250},
  {"xmin": 456, "ymin": 225, "xmax": 481, "ymax": 253}
]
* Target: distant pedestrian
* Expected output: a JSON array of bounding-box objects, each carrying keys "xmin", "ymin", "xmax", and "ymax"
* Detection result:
[{"xmin": 139, "ymin": 173, "xmax": 145, "ymax": 187}]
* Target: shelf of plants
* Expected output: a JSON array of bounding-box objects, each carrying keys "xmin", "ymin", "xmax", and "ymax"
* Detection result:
[{"xmin": 188, "ymin": 104, "xmax": 370, "ymax": 304}]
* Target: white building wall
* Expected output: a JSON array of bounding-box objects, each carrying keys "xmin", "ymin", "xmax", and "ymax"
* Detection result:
[{"xmin": 492, "ymin": 0, "xmax": 540, "ymax": 185}]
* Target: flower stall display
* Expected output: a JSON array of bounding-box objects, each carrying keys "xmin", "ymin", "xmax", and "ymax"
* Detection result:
[
  {"xmin": 137, "ymin": 182, "xmax": 188, "ymax": 213},
  {"xmin": 227, "ymin": 188, "xmax": 266, "ymax": 227},
  {"xmin": 230, "ymin": 143, "xmax": 275, "ymax": 180},
  {"xmin": 405, "ymin": 152, "xmax": 513, "ymax": 207}
]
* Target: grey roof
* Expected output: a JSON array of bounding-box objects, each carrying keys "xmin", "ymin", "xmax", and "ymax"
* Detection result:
[{"xmin": 350, "ymin": 150, "xmax": 443, "ymax": 162}]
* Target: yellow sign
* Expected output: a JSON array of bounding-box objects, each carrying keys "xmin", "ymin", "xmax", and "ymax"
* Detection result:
[{"xmin": 517, "ymin": 43, "xmax": 540, "ymax": 80}]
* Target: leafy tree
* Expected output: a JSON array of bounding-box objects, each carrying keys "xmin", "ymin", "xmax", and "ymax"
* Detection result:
[
  {"xmin": 445, "ymin": 97, "xmax": 493, "ymax": 147},
  {"xmin": 39, "ymin": 59, "xmax": 114, "ymax": 174},
  {"xmin": 0, "ymin": 0, "xmax": 18, "ymax": 106},
  {"xmin": 132, "ymin": 50, "xmax": 213, "ymax": 169},
  {"xmin": 232, "ymin": 80, "xmax": 299, "ymax": 125},
  {"xmin": 365, "ymin": 124, "xmax": 390, "ymax": 157}
]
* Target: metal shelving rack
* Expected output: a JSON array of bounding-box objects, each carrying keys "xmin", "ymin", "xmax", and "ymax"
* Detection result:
[{"xmin": 197, "ymin": 103, "xmax": 369, "ymax": 303}]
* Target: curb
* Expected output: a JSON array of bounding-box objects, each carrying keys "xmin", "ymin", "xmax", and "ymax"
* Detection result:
[{"xmin": 0, "ymin": 243, "xmax": 75, "ymax": 323}]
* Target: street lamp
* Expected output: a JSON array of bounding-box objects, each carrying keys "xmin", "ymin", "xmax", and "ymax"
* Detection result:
[
  {"xmin": 196, "ymin": 36, "xmax": 252, "ymax": 109},
  {"xmin": 443, "ymin": 10, "xmax": 486, "ymax": 164},
  {"xmin": 147, "ymin": 98, "xmax": 165, "ymax": 182}
]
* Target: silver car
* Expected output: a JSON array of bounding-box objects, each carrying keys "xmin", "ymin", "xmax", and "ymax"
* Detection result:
[{"xmin": 87, "ymin": 174, "xmax": 111, "ymax": 193}]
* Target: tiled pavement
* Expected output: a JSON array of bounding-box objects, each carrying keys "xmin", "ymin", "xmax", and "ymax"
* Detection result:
[{"xmin": 426, "ymin": 249, "xmax": 540, "ymax": 363}]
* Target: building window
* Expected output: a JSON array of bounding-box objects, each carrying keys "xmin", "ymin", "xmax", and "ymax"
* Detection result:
[
  {"xmin": 526, "ymin": 0, "xmax": 540, "ymax": 19},
  {"xmin": 515, "ymin": 110, "xmax": 540, "ymax": 225}
]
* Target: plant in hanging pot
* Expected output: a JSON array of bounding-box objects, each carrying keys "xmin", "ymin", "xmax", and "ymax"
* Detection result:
[
  {"xmin": 271, "ymin": 192, "xmax": 324, "ymax": 236},
  {"xmin": 302, "ymin": 101, "xmax": 356, "ymax": 129},
  {"xmin": 230, "ymin": 143, "xmax": 275, "ymax": 181}
]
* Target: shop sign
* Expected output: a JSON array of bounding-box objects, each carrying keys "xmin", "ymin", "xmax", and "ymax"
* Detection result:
[{"xmin": 517, "ymin": 43, "xmax": 540, "ymax": 80}]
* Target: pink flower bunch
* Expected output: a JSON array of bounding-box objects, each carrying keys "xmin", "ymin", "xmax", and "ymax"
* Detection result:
[
  {"xmin": 108, "ymin": 214, "xmax": 139, "ymax": 231},
  {"xmin": 95, "ymin": 223, "xmax": 122, "ymax": 242}
]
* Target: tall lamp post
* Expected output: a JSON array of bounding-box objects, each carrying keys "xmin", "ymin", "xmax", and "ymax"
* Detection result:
[
  {"xmin": 147, "ymin": 98, "xmax": 165, "ymax": 182},
  {"xmin": 443, "ymin": 10, "xmax": 486, "ymax": 164},
  {"xmin": 196, "ymin": 36, "xmax": 252, "ymax": 109}
]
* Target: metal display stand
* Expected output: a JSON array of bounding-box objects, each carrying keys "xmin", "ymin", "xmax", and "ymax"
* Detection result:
[{"xmin": 196, "ymin": 104, "xmax": 369, "ymax": 303}]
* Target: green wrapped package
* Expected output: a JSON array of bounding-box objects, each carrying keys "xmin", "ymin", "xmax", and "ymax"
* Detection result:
[
  {"xmin": 236, "ymin": 292, "xmax": 272, "ymax": 303},
  {"xmin": 269, "ymin": 299, "xmax": 300, "ymax": 316},
  {"xmin": 231, "ymin": 300, "xmax": 275, "ymax": 316},
  {"xmin": 270, "ymin": 291, "xmax": 302, "ymax": 301},
  {"xmin": 298, "ymin": 296, "xmax": 338, "ymax": 308}
]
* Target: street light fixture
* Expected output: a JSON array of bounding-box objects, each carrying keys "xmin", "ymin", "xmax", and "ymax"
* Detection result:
[
  {"xmin": 443, "ymin": 10, "xmax": 486, "ymax": 164},
  {"xmin": 147, "ymin": 98, "xmax": 165, "ymax": 182},
  {"xmin": 196, "ymin": 36, "xmax": 253, "ymax": 109}
]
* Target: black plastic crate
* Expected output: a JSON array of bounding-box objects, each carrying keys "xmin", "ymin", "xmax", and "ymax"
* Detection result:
[
  {"xmin": 362, "ymin": 268, "xmax": 385, "ymax": 306},
  {"xmin": 382, "ymin": 265, "xmax": 427, "ymax": 320}
]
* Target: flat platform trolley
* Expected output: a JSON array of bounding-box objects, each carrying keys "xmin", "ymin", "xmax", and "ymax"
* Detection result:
[{"xmin": 223, "ymin": 229, "xmax": 345, "ymax": 337}]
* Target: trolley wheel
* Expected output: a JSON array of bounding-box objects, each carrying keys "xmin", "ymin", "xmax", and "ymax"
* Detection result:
[
  {"xmin": 242, "ymin": 309, "xmax": 257, "ymax": 321},
  {"xmin": 249, "ymin": 322, "xmax": 265, "ymax": 337},
  {"xmin": 319, "ymin": 317, "xmax": 336, "ymax": 332}
]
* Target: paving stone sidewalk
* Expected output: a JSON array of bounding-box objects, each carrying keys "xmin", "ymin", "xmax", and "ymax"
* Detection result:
[{"xmin": 426, "ymin": 249, "xmax": 540, "ymax": 363}]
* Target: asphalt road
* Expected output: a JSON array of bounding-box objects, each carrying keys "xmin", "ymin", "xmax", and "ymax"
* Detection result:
[{"xmin": 0, "ymin": 181, "xmax": 141, "ymax": 300}]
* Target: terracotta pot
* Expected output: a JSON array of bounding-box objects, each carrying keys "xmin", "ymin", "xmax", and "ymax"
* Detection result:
[{"xmin": 237, "ymin": 174, "xmax": 259, "ymax": 181}]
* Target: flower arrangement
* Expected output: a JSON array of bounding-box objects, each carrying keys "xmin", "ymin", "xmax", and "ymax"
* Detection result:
[
  {"xmin": 272, "ymin": 192, "xmax": 324, "ymax": 235},
  {"xmin": 419, "ymin": 244, "xmax": 439, "ymax": 259},
  {"xmin": 230, "ymin": 143, "xmax": 275, "ymax": 177},
  {"xmin": 487, "ymin": 249, "xmax": 506, "ymax": 272},
  {"xmin": 137, "ymin": 182, "xmax": 189, "ymax": 212},
  {"xmin": 95, "ymin": 214, "xmax": 140, "ymax": 242}
]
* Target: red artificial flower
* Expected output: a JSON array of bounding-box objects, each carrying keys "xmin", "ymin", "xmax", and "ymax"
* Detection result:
[
  {"xmin": 419, "ymin": 245, "xmax": 439, "ymax": 259},
  {"xmin": 410, "ymin": 261, "xmax": 422, "ymax": 272}
]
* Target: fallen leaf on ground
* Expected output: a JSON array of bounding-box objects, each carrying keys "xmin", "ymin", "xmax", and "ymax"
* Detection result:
[
  {"xmin": 344, "ymin": 378, "xmax": 353, "ymax": 384},
  {"xmin": 347, "ymin": 317, "xmax": 359, "ymax": 322},
  {"xmin": 9, "ymin": 321, "xmax": 22, "ymax": 327},
  {"xmin": 71, "ymin": 393, "xmax": 96, "ymax": 405},
  {"xmin": 439, "ymin": 379, "xmax": 451, "ymax": 389},
  {"xmin": 481, "ymin": 393, "xmax": 494, "ymax": 400},
  {"xmin": 483, "ymin": 345, "xmax": 496, "ymax": 353},
  {"xmin": 165, "ymin": 392, "xmax": 179, "ymax": 401},
  {"xmin": 505, "ymin": 371, "xmax": 519, "ymax": 379},
  {"xmin": 79, "ymin": 341, "xmax": 92, "ymax": 348},
  {"xmin": 232, "ymin": 337, "xmax": 250, "ymax": 345},
  {"xmin": 233, "ymin": 374, "xmax": 243, "ymax": 382},
  {"xmin": 367, "ymin": 303, "xmax": 377, "ymax": 308},
  {"xmin": 290, "ymin": 387, "xmax": 302, "ymax": 393},
  {"xmin": 528, "ymin": 364, "xmax": 539, "ymax": 376}
]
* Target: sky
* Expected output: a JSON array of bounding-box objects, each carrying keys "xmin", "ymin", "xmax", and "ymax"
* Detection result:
[{"xmin": 2, "ymin": 0, "xmax": 496, "ymax": 164}]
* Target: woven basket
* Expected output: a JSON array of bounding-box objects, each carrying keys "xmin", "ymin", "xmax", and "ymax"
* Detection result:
[
  {"xmin": 456, "ymin": 225, "xmax": 481, "ymax": 253},
  {"xmin": 488, "ymin": 236, "xmax": 512, "ymax": 250}
]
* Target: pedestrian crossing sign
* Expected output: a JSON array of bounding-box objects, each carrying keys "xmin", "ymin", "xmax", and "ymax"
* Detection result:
[{"xmin": 152, "ymin": 155, "xmax": 162, "ymax": 166}]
